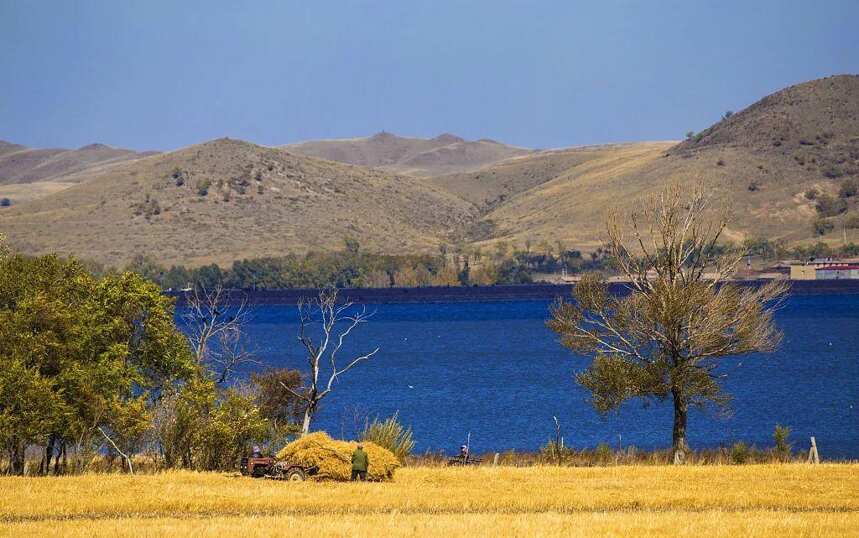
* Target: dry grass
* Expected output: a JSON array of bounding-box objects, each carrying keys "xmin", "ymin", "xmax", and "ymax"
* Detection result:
[
  {"xmin": 0, "ymin": 138, "xmax": 476, "ymax": 267},
  {"xmin": 1, "ymin": 465, "xmax": 856, "ymax": 537},
  {"xmin": 286, "ymin": 132, "xmax": 532, "ymax": 177}
]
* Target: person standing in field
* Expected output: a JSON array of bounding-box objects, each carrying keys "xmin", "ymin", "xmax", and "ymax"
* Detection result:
[{"xmin": 351, "ymin": 444, "xmax": 369, "ymax": 481}]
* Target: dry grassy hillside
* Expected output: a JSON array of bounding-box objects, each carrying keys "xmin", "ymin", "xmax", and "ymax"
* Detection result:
[
  {"xmin": 433, "ymin": 75, "xmax": 859, "ymax": 252},
  {"xmin": 0, "ymin": 142, "xmax": 155, "ymax": 185},
  {"xmin": 2, "ymin": 75, "xmax": 857, "ymax": 266},
  {"xmin": 286, "ymin": 131, "xmax": 532, "ymax": 176},
  {"xmin": 0, "ymin": 138, "xmax": 475, "ymax": 267}
]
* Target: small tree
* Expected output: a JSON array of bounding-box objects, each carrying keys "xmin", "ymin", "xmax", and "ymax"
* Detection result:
[
  {"xmin": 548, "ymin": 185, "xmax": 786, "ymax": 463},
  {"xmin": 281, "ymin": 289, "xmax": 378, "ymax": 435}
]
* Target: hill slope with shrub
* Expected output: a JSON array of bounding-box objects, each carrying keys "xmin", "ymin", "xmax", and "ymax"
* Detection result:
[
  {"xmin": 0, "ymin": 138, "xmax": 475, "ymax": 266},
  {"xmin": 430, "ymin": 75, "xmax": 859, "ymax": 252}
]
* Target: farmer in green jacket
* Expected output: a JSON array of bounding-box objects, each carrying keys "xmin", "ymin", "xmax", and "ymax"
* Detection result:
[{"xmin": 351, "ymin": 444, "xmax": 369, "ymax": 481}]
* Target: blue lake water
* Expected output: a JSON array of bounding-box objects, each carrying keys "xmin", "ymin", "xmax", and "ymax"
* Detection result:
[{"xmin": 183, "ymin": 293, "xmax": 859, "ymax": 458}]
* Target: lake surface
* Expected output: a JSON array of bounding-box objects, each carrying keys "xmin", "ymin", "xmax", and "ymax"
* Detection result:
[{"xmin": 181, "ymin": 292, "xmax": 859, "ymax": 458}]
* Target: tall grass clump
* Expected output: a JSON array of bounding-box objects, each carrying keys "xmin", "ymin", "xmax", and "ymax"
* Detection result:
[
  {"xmin": 773, "ymin": 424, "xmax": 792, "ymax": 461},
  {"xmin": 361, "ymin": 413, "xmax": 414, "ymax": 463}
]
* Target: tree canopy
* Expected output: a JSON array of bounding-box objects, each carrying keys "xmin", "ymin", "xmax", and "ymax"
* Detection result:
[
  {"xmin": 0, "ymin": 254, "xmax": 195, "ymax": 474},
  {"xmin": 548, "ymin": 185, "xmax": 786, "ymax": 461}
]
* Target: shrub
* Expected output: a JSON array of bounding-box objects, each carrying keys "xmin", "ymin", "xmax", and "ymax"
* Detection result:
[
  {"xmin": 196, "ymin": 179, "xmax": 211, "ymax": 196},
  {"xmin": 540, "ymin": 439, "xmax": 574, "ymax": 465},
  {"xmin": 717, "ymin": 159, "xmax": 725, "ymax": 167},
  {"xmin": 845, "ymin": 214, "xmax": 859, "ymax": 229},
  {"xmin": 822, "ymin": 165, "xmax": 844, "ymax": 179},
  {"xmin": 594, "ymin": 442, "xmax": 613, "ymax": 464},
  {"xmin": 730, "ymin": 441, "xmax": 750, "ymax": 464},
  {"xmin": 804, "ymin": 188, "xmax": 818, "ymax": 200},
  {"xmin": 839, "ymin": 178, "xmax": 859, "ymax": 198},
  {"xmin": 361, "ymin": 413, "xmax": 414, "ymax": 463},
  {"xmin": 773, "ymin": 424, "xmax": 792, "ymax": 461},
  {"xmin": 171, "ymin": 167, "xmax": 187, "ymax": 187},
  {"xmin": 748, "ymin": 181, "xmax": 759, "ymax": 192},
  {"xmin": 815, "ymin": 194, "xmax": 848, "ymax": 217},
  {"xmin": 813, "ymin": 218, "xmax": 834, "ymax": 236},
  {"xmin": 132, "ymin": 195, "xmax": 160, "ymax": 218}
]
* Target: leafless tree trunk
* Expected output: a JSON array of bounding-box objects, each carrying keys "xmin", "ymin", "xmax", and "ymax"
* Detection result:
[
  {"xmin": 182, "ymin": 285, "xmax": 257, "ymax": 383},
  {"xmin": 98, "ymin": 427, "xmax": 134, "ymax": 475},
  {"xmin": 279, "ymin": 289, "xmax": 379, "ymax": 436}
]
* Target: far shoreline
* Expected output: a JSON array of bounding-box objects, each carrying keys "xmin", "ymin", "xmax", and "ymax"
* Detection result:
[{"xmin": 169, "ymin": 279, "xmax": 859, "ymax": 306}]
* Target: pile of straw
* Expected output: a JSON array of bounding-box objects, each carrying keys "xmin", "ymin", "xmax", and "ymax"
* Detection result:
[{"xmin": 276, "ymin": 432, "xmax": 400, "ymax": 481}]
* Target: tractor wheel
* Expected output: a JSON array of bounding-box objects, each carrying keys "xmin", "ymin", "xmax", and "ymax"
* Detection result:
[{"xmin": 286, "ymin": 467, "xmax": 307, "ymax": 481}]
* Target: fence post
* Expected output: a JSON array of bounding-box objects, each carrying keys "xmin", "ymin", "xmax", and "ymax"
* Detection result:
[{"xmin": 807, "ymin": 436, "xmax": 820, "ymax": 464}]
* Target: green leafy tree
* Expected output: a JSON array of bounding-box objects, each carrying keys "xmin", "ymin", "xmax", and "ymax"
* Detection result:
[
  {"xmin": 548, "ymin": 186, "xmax": 786, "ymax": 463},
  {"xmin": 0, "ymin": 255, "xmax": 194, "ymax": 474}
]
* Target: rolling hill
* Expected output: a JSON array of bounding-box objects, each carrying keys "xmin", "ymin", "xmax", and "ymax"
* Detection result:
[
  {"xmin": 427, "ymin": 75, "xmax": 859, "ymax": 252},
  {"xmin": 285, "ymin": 132, "xmax": 532, "ymax": 176},
  {"xmin": 1, "ymin": 75, "xmax": 857, "ymax": 267},
  {"xmin": 0, "ymin": 138, "xmax": 475, "ymax": 267},
  {"xmin": 0, "ymin": 141, "xmax": 156, "ymax": 185}
]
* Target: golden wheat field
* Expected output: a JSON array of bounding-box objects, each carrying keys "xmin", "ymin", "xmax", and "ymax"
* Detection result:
[{"xmin": 1, "ymin": 465, "xmax": 857, "ymax": 537}]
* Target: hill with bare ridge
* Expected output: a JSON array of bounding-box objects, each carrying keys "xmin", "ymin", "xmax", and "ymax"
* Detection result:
[
  {"xmin": 0, "ymin": 141, "xmax": 156, "ymax": 185},
  {"xmin": 0, "ymin": 138, "xmax": 475, "ymax": 266},
  {"xmin": 429, "ymin": 75, "xmax": 859, "ymax": 252},
  {"xmin": 285, "ymin": 132, "xmax": 532, "ymax": 176}
]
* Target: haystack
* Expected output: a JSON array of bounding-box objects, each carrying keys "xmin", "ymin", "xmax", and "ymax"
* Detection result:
[{"xmin": 276, "ymin": 431, "xmax": 400, "ymax": 481}]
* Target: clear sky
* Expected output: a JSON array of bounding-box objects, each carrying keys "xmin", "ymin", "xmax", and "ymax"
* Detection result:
[{"xmin": 1, "ymin": 0, "xmax": 857, "ymax": 151}]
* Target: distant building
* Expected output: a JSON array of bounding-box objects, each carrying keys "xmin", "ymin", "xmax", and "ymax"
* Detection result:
[
  {"xmin": 816, "ymin": 265, "xmax": 859, "ymax": 280},
  {"xmin": 790, "ymin": 258, "xmax": 859, "ymax": 280}
]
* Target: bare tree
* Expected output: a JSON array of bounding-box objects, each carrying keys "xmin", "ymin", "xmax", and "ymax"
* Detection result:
[
  {"xmin": 182, "ymin": 285, "xmax": 256, "ymax": 383},
  {"xmin": 548, "ymin": 184, "xmax": 787, "ymax": 463},
  {"xmin": 279, "ymin": 289, "xmax": 379, "ymax": 435}
]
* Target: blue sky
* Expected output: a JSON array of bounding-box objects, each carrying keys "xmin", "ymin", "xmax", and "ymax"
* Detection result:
[{"xmin": 1, "ymin": 0, "xmax": 857, "ymax": 151}]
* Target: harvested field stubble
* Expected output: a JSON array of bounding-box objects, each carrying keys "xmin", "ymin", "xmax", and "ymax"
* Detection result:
[{"xmin": 0, "ymin": 465, "xmax": 856, "ymax": 537}]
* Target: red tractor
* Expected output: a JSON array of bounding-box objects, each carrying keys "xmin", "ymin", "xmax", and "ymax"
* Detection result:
[{"xmin": 240, "ymin": 456, "xmax": 318, "ymax": 481}]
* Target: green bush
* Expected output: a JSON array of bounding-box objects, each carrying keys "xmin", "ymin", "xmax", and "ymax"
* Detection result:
[
  {"xmin": 813, "ymin": 218, "xmax": 834, "ymax": 236},
  {"xmin": 540, "ymin": 439, "xmax": 575, "ymax": 465},
  {"xmin": 839, "ymin": 178, "xmax": 859, "ymax": 198},
  {"xmin": 815, "ymin": 194, "xmax": 848, "ymax": 217},
  {"xmin": 196, "ymin": 179, "xmax": 211, "ymax": 196},
  {"xmin": 822, "ymin": 165, "xmax": 844, "ymax": 179},
  {"xmin": 730, "ymin": 441, "xmax": 750, "ymax": 464},
  {"xmin": 360, "ymin": 413, "xmax": 414, "ymax": 463},
  {"xmin": 773, "ymin": 424, "xmax": 792, "ymax": 461},
  {"xmin": 594, "ymin": 442, "xmax": 613, "ymax": 464}
]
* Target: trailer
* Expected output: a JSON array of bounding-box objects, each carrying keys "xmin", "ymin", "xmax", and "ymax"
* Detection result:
[{"xmin": 240, "ymin": 456, "xmax": 319, "ymax": 481}]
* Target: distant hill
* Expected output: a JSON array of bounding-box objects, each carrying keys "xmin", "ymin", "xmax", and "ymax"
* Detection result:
[
  {"xmin": 285, "ymin": 132, "xmax": 532, "ymax": 176},
  {"xmin": 429, "ymin": 75, "xmax": 859, "ymax": 252},
  {"xmin": 0, "ymin": 138, "xmax": 475, "ymax": 266},
  {"xmin": 2, "ymin": 75, "xmax": 857, "ymax": 266},
  {"xmin": 0, "ymin": 141, "xmax": 157, "ymax": 185}
]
